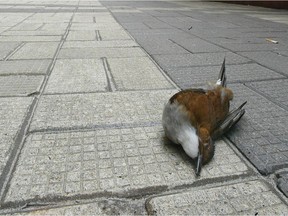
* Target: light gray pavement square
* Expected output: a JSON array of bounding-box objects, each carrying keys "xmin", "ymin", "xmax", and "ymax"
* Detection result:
[
  {"xmin": 69, "ymin": 23, "xmax": 123, "ymax": 31},
  {"xmin": 11, "ymin": 23, "xmax": 43, "ymax": 31},
  {"xmin": 44, "ymin": 59, "xmax": 108, "ymax": 94},
  {"xmin": 108, "ymin": 57, "xmax": 174, "ymax": 90},
  {"xmin": 0, "ymin": 42, "xmax": 21, "ymax": 60},
  {"xmin": 152, "ymin": 52, "xmax": 251, "ymax": 70},
  {"xmin": 240, "ymin": 51, "xmax": 288, "ymax": 75},
  {"xmin": 0, "ymin": 60, "xmax": 51, "ymax": 75},
  {"xmin": 41, "ymin": 23, "xmax": 69, "ymax": 31},
  {"xmin": 57, "ymin": 47, "xmax": 146, "ymax": 59},
  {"xmin": 5, "ymin": 128, "xmax": 248, "ymax": 202},
  {"xmin": 247, "ymin": 79, "xmax": 288, "ymax": 108},
  {"xmin": 29, "ymin": 90, "xmax": 176, "ymax": 131},
  {"xmin": 0, "ymin": 35, "xmax": 62, "ymax": 42},
  {"xmin": 1, "ymin": 30, "xmax": 65, "ymax": 36},
  {"xmin": 66, "ymin": 30, "xmax": 96, "ymax": 41},
  {"xmin": 100, "ymin": 29, "xmax": 132, "ymax": 40},
  {"xmin": 164, "ymin": 63, "xmax": 284, "ymax": 89},
  {"xmin": 62, "ymin": 40, "xmax": 139, "ymax": 48},
  {"xmin": 0, "ymin": 97, "xmax": 32, "ymax": 174},
  {"xmin": 146, "ymin": 180, "xmax": 288, "ymax": 215},
  {"xmin": 0, "ymin": 75, "xmax": 44, "ymax": 96},
  {"xmin": 227, "ymin": 83, "xmax": 288, "ymax": 175},
  {"xmin": 9, "ymin": 42, "xmax": 59, "ymax": 60}
]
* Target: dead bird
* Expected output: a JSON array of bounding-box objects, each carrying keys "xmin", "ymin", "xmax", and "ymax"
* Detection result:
[{"xmin": 162, "ymin": 59, "xmax": 246, "ymax": 176}]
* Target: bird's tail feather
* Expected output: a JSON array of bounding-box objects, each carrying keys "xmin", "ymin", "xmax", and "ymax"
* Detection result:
[
  {"xmin": 212, "ymin": 101, "xmax": 247, "ymax": 139},
  {"xmin": 216, "ymin": 58, "xmax": 226, "ymax": 87}
]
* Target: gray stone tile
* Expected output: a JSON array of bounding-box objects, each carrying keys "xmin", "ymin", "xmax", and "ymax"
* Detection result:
[
  {"xmin": 100, "ymin": 29, "xmax": 132, "ymax": 40},
  {"xmin": 276, "ymin": 171, "xmax": 288, "ymax": 198},
  {"xmin": 58, "ymin": 47, "xmax": 146, "ymax": 59},
  {"xmin": 29, "ymin": 90, "xmax": 176, "ymax": 131},
  {"xmin": 222, "ymin": 43, "xmax": 288, "ymax": 52},
  {"xmin": 0, "ymin": 42, "xmax": 21, "ymax": 60},
  {"xmin": 146, "ymin": 180, "xmax": 288, "ymax": 215},
  {"xmin": 164, "ymin": 63, "xmax": 284, "ymax": 89},
  {"xmin": 10, "ymin": 42, "xmax": 59, "ymax": 60},
  {"xmin": 152, "ymin": 52, "xmax": 251, "ymax": 70},
  {"xmin": 0, "ymin": 35, "xmax": 62, "ymax": 42},
  {"xmin": 11, "ymin": 23, "xmax": 43, "ymax": 31},
  {"xmin": 5, "ymin": 128, "xmax": 248, "ymax": 202},
  {"xmin": 1, "ymin": 30, "xmax": 65, "ymax": 36},
  {"xmin": 0, "ymin": 75, "xmax": 44, "ymax": 96},
  {"xmin": 66, "ymin": 30, "xmax": 96, "ymax": 41},
  {"xmin": 0, "ymin": 60, "xmax": 51, "ymax": 75},
  {"xmin": 227, "ymin": 84, "xmax": 288, "ymax": 175},
  {"xmin": 0, "ymin": 97, "xmax": 32, "ymax": 174},
  {"xmin": 247, "ymin": 79, "xmax": 288, "ymax": 108},
  {"xmin": 69, "ymin": 23, "xmax": 122, "ymax": 31},
  {"xmin": 108, "ymin": 57, "xmax": 174, "ymax": 90},
  {"xmin": 240, "ymin": 51, "xmax": 288, "ymax": 75},
  {"xmin": 45, "ymin": 59, "xmax": 108, "ymax": 94},
  {"xmin": 62, "ymin": 40, "xmax": 138, "ymax": 48}
]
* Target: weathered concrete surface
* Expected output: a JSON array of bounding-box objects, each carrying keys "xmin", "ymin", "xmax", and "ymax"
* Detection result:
[{"xmin": 0, "ymin": 0, "xmax": 288, "ymax": 215}]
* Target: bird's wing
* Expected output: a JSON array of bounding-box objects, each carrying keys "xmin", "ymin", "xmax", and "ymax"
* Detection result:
[
  {"xmin": 216, "ymin": 58, "xmax": 226, "ymax": 87},
  {"xmin": 211, "ymin": 101, "xmax": 247, "ymax": 140}
]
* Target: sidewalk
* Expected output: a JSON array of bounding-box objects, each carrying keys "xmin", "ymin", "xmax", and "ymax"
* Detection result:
[{"xmin": 0, "ymin": 0, "xmax": 288, "ymax": 215}]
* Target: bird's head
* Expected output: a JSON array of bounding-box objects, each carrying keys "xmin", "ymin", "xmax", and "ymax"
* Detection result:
[{"xmin": 196, "ymin": 127, "xmax": 215, "ymax": 176}]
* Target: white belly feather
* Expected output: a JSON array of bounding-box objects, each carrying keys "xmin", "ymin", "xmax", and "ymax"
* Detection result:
[{"xmin": 162, "ymin": 101, "xmax": 199, "ymax": 159}]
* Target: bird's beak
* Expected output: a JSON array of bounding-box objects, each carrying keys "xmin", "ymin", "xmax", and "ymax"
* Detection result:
[{"xmin": 196, "ymin": 152, "xmax": 202, "ymax": 176}]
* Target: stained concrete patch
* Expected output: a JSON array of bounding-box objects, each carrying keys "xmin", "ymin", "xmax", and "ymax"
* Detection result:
[
  {"xmin": 108, "ymin": 57, "xmax": 174, "ymax": 90},
  {"xmin": 58, "ymin": 47, "xmax": 146, "ymax": 59},
  {"xmin": 146, "ymin": 180, "xmax": 288, "ymax": 215},
  {"xmin": 44, "ymin": 59, "xmax": 108, "ymax": 93},
  {"xmin": 0, "ymin": 76, "xmax": 44, "ymax": 96},
  {"xmin": 0, "ymin": 60, "xmax": 51, "ymax": 75},
  {"xmin": 10, "ymin": 42, "xmax": 59, "ymax": 60},
  {"xmin": 29, "ymin": 90, "xmax": 176, "ymax": 131},
  {"xmin": 0, "ymin": 97, "xmax": 32, "ymax": 174},
  {"xmin": 0, "ymin": 42, "xmax": 21, "ymax": 60},
  {"xmin": 5, "ymin": 127, "xmax": 248, "ymax": 202},
  {"xmin": 62, "ymin": 40, "xmax": 138, "ymax": 48}
]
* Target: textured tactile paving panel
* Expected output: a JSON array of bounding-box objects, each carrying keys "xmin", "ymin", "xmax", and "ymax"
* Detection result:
[
  {"xmin": 0, "ymin": 76, "xmax": 44, "ymax": 96},
  {"xmin": 152, "ymin": 52, "xmax": 251, "ymax": 70},
  {"xmin": 108, "ymin": 57, "xmax": 174, "ymax": 90},
  {"xmin": 0, "ymin": 42, "xmax": 21, "ymax": 60},
  {"xmin": 29, "ymin": 90, "xmax": 176, "ymax": 131},
  {"xmin": 146, "ymin": 180, "xmax": 288, "ymax": 215},
  {"xmin": 227, "ymin": 84, "xmax": 288, "ymax": 175},
  {"xmin": 240, "ymin": 51, "xmax": 288, "ymax": 75},
  {"xmin": 276, "ymin": 171, "xmax": 288, "ymax": 198},
  {"xmin": 164, "ymin": 63, "xmax": 284, "ymax": 89},
  {"xmin": 10, "ymin": 42, "xmax": 59, "ymax": 60},
  {"xmin": 0, "ymin": 60, "xmax": 51, "ymax": 75},
  {"xmin": 44, "ymin": 59, "xmax": 108, "ymax": 93},
  {"xmin": 0, "ymin": 97, "xmax": 32, "ymax": 174},
  {"xmin": 247, "ymin": 79, "xmax": 288, "ymax": 108},
  {"xmin": 5, "ymin": 127, "xmax": 248, "ymax": 202},
  {"xmin": 58, "ymin": 47, "xmax": 146, "ymax": 59}
]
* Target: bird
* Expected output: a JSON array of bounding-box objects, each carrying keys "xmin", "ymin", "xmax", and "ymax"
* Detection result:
[{"xmin": 162, "ymin": 59, "xmax": 247, "ymax": 176}]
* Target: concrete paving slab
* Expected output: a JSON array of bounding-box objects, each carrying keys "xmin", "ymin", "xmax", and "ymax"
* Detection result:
[
  {"xmin": 58, "ymin": 47, "xmax": 146, "ymax": 59},
  {"xmin": 11, "ymin": 23, "xmax": 43, "ymax": 31},
  {"xmin": 66, "ymin": 31, "xmax": 96, "ymax": 41},
  {"xmin": 100, "ymin": 29, "xmax": 132, "ymax": 40},
  {"xmin": 44, "ymin": 59, "xmax": 108, "ymax": 94},
  {"xmin": 164, "ymin": 63, "xmax": 284, "ymax": 89},
  {"xmin": 276, "ymin": 171, "xmax": 288, "ymax": 198},
  {"xmin": 108, "ymin": 57, "xmax": 174, "ymax": 90},
  {"xmin": 221, "ymin": 43, "xmax": 288, "ymax": 52},
  {"xmin": 146, "ymin": 180, "xmax": 288, "ymax": 215},
  {"xmin": 0, "ymin": 36, "xmax": 62, "ymax": 42},
  {"xmin": 9, "ymin": 42, "xmax": 59, "ymax": 60},
  {"xmin": 0, "ymin": 42, "xmax": 21, "ymax": 60},
  {"xmin": 62, "ymin": 40, "xmax": 138, "ymax": 48},
  {"xmin": 247, "ymin": 79, "xmax": 288, "ymax": 108},
  {"xmin": 41, "ymin": 23, "xmax": 69, "ymax": 31},
  {"xmin": 0, "ymin": 97, "xmax": 32, "ymax": 174},
  {"xmin": 0, "ymin": 75, "xmax": 44, "ymax": 96},
  {"xmin": 152, "ymin": 52, "xmax": 251, "ymax": 70},
  {"xmin": 227, "ymin": 83, "xmax": 288, "ymax": 175},
  {"xmin": 29, "ymin": 90, "xmax": 176, "ymax": 131},
  {"xmin": 240, "ymin": 51, "xmax": 288, "ymax": 75},
  {"xmin": 5, "ymin": 128, "xmax": 248, "ymax": 203},
  {"xmin": 0, "ymin": 60, "xmax": 51, "ymax": 75},
  {"xmin": 1, "ymin": 30, "xmax": 65, "ymax": 36},
  {"xmin": 70, "ymin": 23, "xmax": 122, "ymax": 31}
]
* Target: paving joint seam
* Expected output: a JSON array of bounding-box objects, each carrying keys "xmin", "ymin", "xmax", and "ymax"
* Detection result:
[
  {"xmin": 95, "ymin": 30, "xmax": 102, "ymax": 41},
  {"xmin": 101, "ymin": 57, "xmax": 117, "ymax": 92},
  {"xmin": 0, "ymin": 2, "xmax": 80, "ymax": 203},
  {"xmin": 244, "ymin": 83, "xmax": 288, "ymax": 111},
  {"xmin": 3, "ymin": 42, "xmax": 25, "ymax": 61},
  {"xmin": 168, "ymin": 38, "xmax": 195, "ymax": 54}
]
